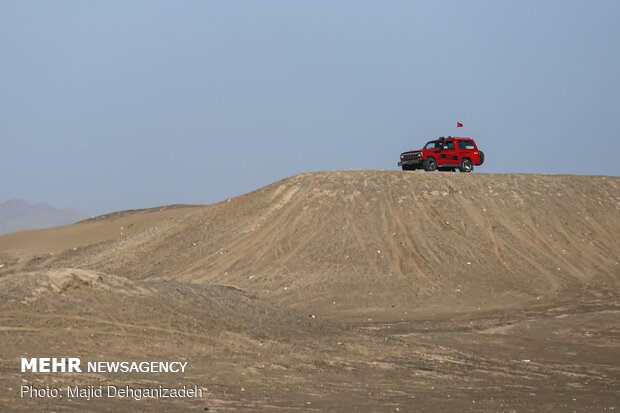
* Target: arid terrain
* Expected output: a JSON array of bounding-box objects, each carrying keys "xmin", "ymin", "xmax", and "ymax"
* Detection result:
[{"xmin": 0, "ymin": 170, "xmax": 618, "ymax": 412}]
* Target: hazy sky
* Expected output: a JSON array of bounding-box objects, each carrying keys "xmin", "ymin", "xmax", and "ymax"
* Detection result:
[{"xmin": 1, "ymin": 1, "xmax": 619, "ymax": 216}]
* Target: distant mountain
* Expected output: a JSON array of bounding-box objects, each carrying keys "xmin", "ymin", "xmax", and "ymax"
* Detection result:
[{"xmin": 0, "ymin": 199, "xmax": 88, "ymax": 235}]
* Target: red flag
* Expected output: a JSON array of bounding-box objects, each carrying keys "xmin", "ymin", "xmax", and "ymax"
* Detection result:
[{"xmin": 457, "ymin": 122, "xmax": 463, "ymax": 127}]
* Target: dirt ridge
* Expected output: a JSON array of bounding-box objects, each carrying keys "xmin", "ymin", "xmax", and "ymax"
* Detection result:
[{"xmin": 1, "ymin": 171, "xmax": 618, "ymax": 319}]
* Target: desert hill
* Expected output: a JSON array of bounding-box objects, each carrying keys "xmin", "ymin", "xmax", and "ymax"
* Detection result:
[
  {"xmin": 1, "ymin": 171, "xmax": 618, "ymax": 320},
  {"xmin": 1, "ymin": 171, "xmax": 619, "ymax": 411}
]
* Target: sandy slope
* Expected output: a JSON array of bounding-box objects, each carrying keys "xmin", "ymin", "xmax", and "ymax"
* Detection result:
[
  {"xmin": 1, "ymin": 171, "xmax": 618, "ymax": 319},
  {"xmin": 0, "ymin": 171, "xmax": 618, "ymax": 411}
]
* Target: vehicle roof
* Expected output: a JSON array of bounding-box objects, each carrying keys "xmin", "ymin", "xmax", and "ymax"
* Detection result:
[{"xmin": 427, "ymin": 137, "xmax": 473, "ymax": 141}]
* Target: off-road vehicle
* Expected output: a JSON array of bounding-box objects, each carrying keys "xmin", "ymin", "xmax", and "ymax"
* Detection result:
[{"xmin": 398, "ymin": 137, "xmax": 484, "ymax": 172}]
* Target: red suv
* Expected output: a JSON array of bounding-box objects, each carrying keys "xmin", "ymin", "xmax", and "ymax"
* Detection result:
[{"xmin": 398, "ymin": 137, "xmax": 484, "ymax": 172}]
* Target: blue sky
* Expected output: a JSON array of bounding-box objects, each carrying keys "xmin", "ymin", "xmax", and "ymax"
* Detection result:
[{"xmin": 1, "ymin": 1, "xmax": 619, "ymax": 215}]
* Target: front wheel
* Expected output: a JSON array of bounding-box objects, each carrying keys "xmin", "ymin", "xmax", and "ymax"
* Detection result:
[
  {"xmin": 459, "ymin": 158, "xmax": 474, "ymax": 173},
  {"xmin": 423, "ymin": 157, "xmax": 437, "ymax": 171}
]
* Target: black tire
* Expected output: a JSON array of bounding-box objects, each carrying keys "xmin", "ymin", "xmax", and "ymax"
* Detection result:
[
  {"xmin": 423, "ymin": 157, "xmax": 437, "ymax": 171},
  {"xmin": 459, "ymin": 158, "xmax": 474, "ymax": 173},
  {"xmin": 478, "ymin": 151, "xmax": 485, "ymax": 166},
  {"xmin": 402, "ymin": 165, "xmax": 410, "ymax": 171}
]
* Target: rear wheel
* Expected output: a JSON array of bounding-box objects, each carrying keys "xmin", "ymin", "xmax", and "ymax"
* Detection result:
[
  {"xmin": 459, "ymin": 158, "xmax": 474, "ymax": 173},
  {"xmin": 423, "ymin": 157, "xmax": 437, "ymax": 171}
]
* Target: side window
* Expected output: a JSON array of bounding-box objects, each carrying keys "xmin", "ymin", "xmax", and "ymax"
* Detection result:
[
  {"xmin": 458, "ymin": 140, "xmax": 476, "ymax": 150},
  {"xmin": 445, "ymin": 141, "xmax": 455, "ymax": 150}
]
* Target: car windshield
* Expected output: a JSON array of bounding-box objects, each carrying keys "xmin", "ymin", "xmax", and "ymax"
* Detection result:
[{"xmin": 423, "ymin": 141, "xmax": 442, "ymax": 150}]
